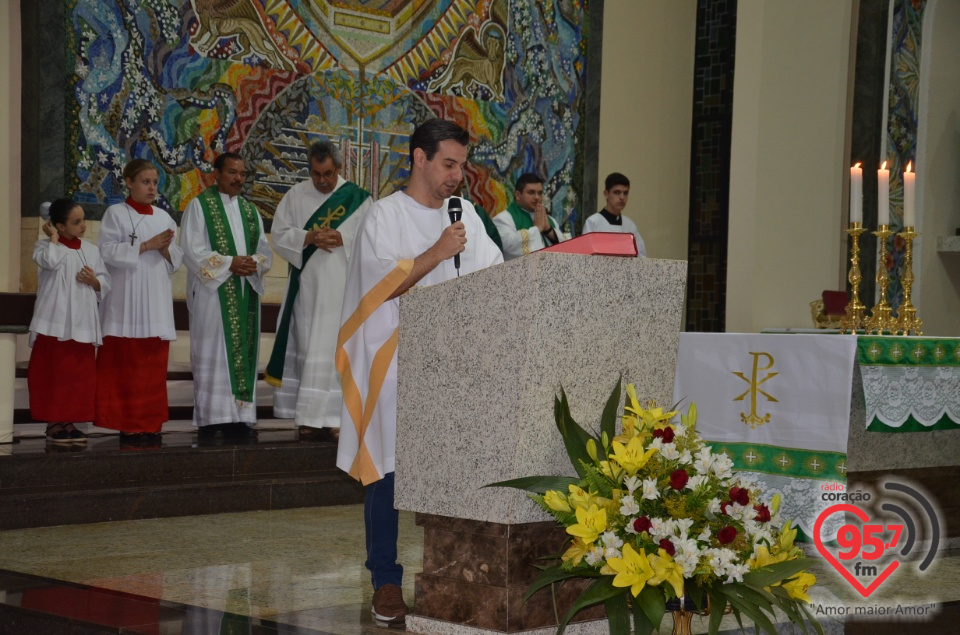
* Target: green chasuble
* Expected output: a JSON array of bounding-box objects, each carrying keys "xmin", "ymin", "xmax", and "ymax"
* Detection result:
[
  {"xmin": 505, "ymin": 201, "xmax": 560, "ymax": 234},
  {"xmin": 196, "ymin": 187, "xmax": 262, "ymax": 403},
  {"xmin": 265, "ymin": 182, "xmax": 371, "ymax": 387}
]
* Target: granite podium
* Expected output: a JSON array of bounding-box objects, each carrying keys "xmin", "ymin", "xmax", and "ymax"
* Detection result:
[{"xmin": 395, "ymin": 252, "xmax": 687, "ymax": 635}]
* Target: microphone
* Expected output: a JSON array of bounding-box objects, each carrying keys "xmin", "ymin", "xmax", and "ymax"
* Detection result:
[{"xmin": 447, "ymin": 197, "xmax": 463, "ymax": 273}]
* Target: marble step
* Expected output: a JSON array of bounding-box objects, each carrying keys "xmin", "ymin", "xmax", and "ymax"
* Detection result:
[{"xmin": 0, "ymin": 433, "xmax": 363, "ymax": 530}]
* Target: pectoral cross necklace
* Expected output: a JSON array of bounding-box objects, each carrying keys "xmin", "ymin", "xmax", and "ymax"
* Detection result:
[{"xmin": 124, "ymin": 204, "xmax": 148, "ymax": 246}]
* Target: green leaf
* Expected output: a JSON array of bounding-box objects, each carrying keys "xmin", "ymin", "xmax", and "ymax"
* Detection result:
[
  {"xmin": 719, "ymin": 588, "xmax": 777, "ymax": 635},
  {"xmin": 523, "ymin": 564, "xmax": 580, "ymax": 603},
  {"xmin": 484, "ymin": 475, "xmax": 580, "ymax": 494},
  {"xmin": 599, "ymin": 376, "xmax": 622, "ymax": 443},
  {"xmin": 635, "ymin": 584, "xmax": 665, "ymax": 629},
  {"xmin": 707, "ymin": 589, "xmax": 726, "ymax": 635},
  {"xmin": 799, "ymin": 604, "xmax": 825, "ymax": 635},
  {"xmin": 632, "ymin": 594, "xmax": 656, "ymax": 635},
  {"xmin": 742, "ymin": 559, "xmax": 811, "ymax": 588},
  {"xmin": 603, "ymin": 593, "xmax": 631, "ymax": 635},
  {"xmin": 555, "ymin": 388, "xmax": 594, "ymax": 479},
  {"xmin": 556, "ymin": 577, "xmax": 624, "ymax": 635}
]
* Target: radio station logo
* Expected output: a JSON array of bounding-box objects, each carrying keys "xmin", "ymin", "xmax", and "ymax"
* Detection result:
[{"xmin": 814, "ymin": 478, "xmax": 941, "ymax": 598}]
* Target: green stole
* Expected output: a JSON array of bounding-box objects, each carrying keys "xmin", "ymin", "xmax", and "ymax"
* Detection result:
[
  {"xmin": 265, "ymin": 182, "xmax": 371, "ymax": 387},
  {"xmin": 506, "ymin": 201, "xmax": 560, "ymax": 234},
  {"xmin": 196, "ymin": 187, "xmax": 262, "ymax": 403}
]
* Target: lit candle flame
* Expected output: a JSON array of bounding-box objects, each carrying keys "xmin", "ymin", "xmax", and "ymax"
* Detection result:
[
  {"xmin": 881, "ymin": 161, "xmax": 887, "ymax": 170},
  {"xmin": 906, "ymin": 161, "xmax": 913, "ymax": 173},
  {"xmin": 854, "ymin": 162, "xmax": 861, "ymax": 169}
]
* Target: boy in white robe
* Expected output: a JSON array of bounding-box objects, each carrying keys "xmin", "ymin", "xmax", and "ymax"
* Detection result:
[
  {"xmin": 181, "ymin": 153, "xmax": 272, "ymax": 437},
  {"xmin": 336, "ymin": 119, "xmax": 503, "ymax": 627},
  {"xmin": 582, "ymin": 172, "xmax": 647, "ymax": 257}
]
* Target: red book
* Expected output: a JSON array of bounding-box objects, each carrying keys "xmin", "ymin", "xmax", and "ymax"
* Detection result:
[{"xmin": 540, "ymin": 232, "xmax": 638, "ymax": 257}]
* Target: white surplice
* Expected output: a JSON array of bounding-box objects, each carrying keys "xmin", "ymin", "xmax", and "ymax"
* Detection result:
[
  {"xmin": 181, "ymin": 192, "xmax": 272, "ymax": 427},
  {"xmin": 270, "ymin": 177, "xmax": 372, "ymax": 429},
  {"xmin": 98, "ymin": 203, "xmax": 182, "ymax": 340},
  {"xmin": 29, "ymin": 238, "xmax": 110, "ymax": 346},
  {"xmin": 582, "ymin": 211, "xmax": 648, "ymax": 257},
  {"xmin": 493, "ymin": 208, "xmax": 570, "ymax": 261},
  {"xmin": 336, "ymin": 191, "xmax": 504, "ymax": 483}
]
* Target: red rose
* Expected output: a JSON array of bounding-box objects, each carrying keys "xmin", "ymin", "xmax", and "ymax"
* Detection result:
[
  {"xmin": 659, "ymin": 538, "xmax": 676, "ymax": 557},
  {"xmin": 669, "ymin": 469, "xmax": 689, "ymax": 490},
  {"xmin": 653, "ymin": 427, "xmax": 675, "ymax": 444},
  {"xmin": 729, "ymin": 486, "xmax": 750, "ymax": 506},
  {"xmin": 717, "ymin": 526, "xmax": 737, "ymax": 545},
  {"xmin": 753, "ymin": 504, "xmax": 771, "ymax": 523},
  {"xmin": 720, "ymin": 501, "xmax": 731, "ymax": 516},
  {"xmin": 633, "ymin": 516, "xmax": 652, "ymax": 533}
]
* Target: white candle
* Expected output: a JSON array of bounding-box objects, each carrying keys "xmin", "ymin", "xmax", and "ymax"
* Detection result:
[
  {"xmin": 903, "ymin": 162, "xmax": 916, "ymax": 227},
  {"xmin": 878, "ymin": 161, "xmax": 890, "ymax": 226},
  {"xmin": 850, "ymin": 163, "xmax": 863, "ymax": 224}
]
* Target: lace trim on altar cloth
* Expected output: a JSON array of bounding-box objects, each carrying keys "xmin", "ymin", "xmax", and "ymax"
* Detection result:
[
  {"xmin": 737, "ymin": 471, "xmax": 845, "ymax": 544},
  {"xmin": 861, "ymin": 365, "xmax": 960, "ymax": 429}
]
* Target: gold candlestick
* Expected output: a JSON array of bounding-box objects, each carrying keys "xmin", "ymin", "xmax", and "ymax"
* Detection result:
[
  {"xmin": 896, "ymin": 227, "xmax": 922, "ymax": 335},
  {"xmin": 841, "ymin": 223, "xmax": 868, "ymax": 334},
  {"xmin": 867, "ymin": 225, "xmax": 896, "ymax": 334}
]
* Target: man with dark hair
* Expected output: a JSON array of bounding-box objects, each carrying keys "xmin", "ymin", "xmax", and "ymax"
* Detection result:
[
  {"xmin": 493, "ymin": 172, "xmax": 569, "ymax": 260},
  {"xmin": 267, "ymin": 140, "xmax": 372, "ymax": 442},
  {"xmin": 336, "ymin": 118, "xmax": 503, "ymax": 627},
  {"xmin": 181, "ymin": 153, "xmax": 273, "ymax": 439},
  {"xmin": 582, "ymin": 172, "xmax": 647, "ymax": 257}
]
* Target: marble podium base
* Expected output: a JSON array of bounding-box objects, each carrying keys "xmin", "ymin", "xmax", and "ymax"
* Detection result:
[{"xmin": 411, "ymin": 514, "xmax": 606, "ymax": 634}]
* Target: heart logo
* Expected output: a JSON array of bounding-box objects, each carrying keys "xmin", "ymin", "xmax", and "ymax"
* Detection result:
[{"xmin": 813, "ymin": 503, "xmax": 899, "ymax": 598}]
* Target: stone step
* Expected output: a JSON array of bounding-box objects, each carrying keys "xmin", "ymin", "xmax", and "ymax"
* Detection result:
[{"xmin": 0, "ymin": 432, "xmax": 363, "ymax": 530}]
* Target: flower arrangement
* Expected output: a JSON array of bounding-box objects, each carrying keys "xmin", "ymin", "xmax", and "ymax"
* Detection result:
[{"xmin": 490, "ymin": 380, "xmax": 822, "ymax": 635}]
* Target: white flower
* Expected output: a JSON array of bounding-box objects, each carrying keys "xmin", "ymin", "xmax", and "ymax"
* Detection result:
[
  {"xmin": 649, "ymin": 517, "xmax": 675, "ymax": 540},
  {"xmin": 698, "ymin": 526, "xmax": 712, "ymax": 542},
  {"xmin": 619, "ymin": 495, "xmax": 640, "ymax": 517},
  {"xmin": 711, "ymin": 453, "xmax": 734, "ymax": 479},
  {"xmin": 693, "ymin": 447, "xmax": 714, "ymax": 475},
  {"xmin": 674, "ymin": 422, "xmax": 687, "ymax": 437},
  {"xmin": 686, "ymin": 474, "xmax": 708, "ymax": 491},
  {"xmin": 601, "ymin": 531, "xmax": 624, "ymax": 550},
  {"xmin": 624, "ymin": 518, "xmax": 639, "ymax": 534},
  {"xmin": 659, "ymin": 443, "xmax": 680, "ymax": 461},
  {"xmin": 678, "ymin": 450, "xmax": 692, "ymax": 465},
  {"xmin": 725, "ymin": 562, "xmax": 751, "ymax": 584},
  {"xmin": 675, "ymin": 549, "xmax": 700, "ymax": 576},
  {"xmin": 674, "ymin": 518, "xmax": 694, "ymax": 538},
  {"xmin": 641, "ymin": 478, "xmax": 660, "ymax": 501},
  {"xmin": 623, "ymin": 475, "xmax": 642, "ymax": 495},
  {"xmin": 648, "ymin": 438, "xmax": 664, "ymax": 452},
  {"xmin": 604, "ymin": 547, "xmax": 622, "ymax": 560},
  {"xmin": 707, "ymin": 498, "xmax": 722, "ymax": 515},
  {"xmin": 585, "ymin": 546, "xmax": 605, "ymax": 567}
]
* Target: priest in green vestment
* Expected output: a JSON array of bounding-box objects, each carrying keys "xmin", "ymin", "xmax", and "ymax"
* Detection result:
[
  {"xmin": 181, "ymin": 153, "xmax": 272, "ymax": 438},
  {"xmin": 267, "ymin": 140, "xmax": 372, "ymax": 442},
  {"xmin": 493, "ymin": 172, "xmax": 569, "ymax": 260}
]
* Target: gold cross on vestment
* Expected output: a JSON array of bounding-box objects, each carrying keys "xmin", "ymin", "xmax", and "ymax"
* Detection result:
[{"xmin": 312, "ymin": 204, "xmax": 348, "ymax": 230}]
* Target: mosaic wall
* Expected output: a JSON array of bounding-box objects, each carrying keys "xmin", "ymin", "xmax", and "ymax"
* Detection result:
[
  {"xmin": 884, "ymin": 0, "xmax": 927, "ymax": 311},
  {"xmin": 63, "ymin": 0, "xmax": 590, "ymax": 226},
  {"xmin": 685, "ymin": 0, "xmax": 736, "ymax": 333}
]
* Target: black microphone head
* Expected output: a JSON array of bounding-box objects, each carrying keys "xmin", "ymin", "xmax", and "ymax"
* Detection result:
[{"xmin": 447, "ymin": 197, "xmax": 462, "ymax": 221}]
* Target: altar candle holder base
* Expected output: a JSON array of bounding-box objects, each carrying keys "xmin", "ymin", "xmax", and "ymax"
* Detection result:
[
  {"xmin": 867, "ymin": 225, "xmax": 896, "ymax": 334},
  {"xmin": 896, "ymin": 227, "xmax": 923, "ymax": 336},
  {"xmin": 840, "ymin": 223, "xmax": 868, "ymax": 334}
]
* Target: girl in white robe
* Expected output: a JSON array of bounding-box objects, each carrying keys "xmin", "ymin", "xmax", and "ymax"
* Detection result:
[
  {"xmin": 28, "ymin": 199, "xmax": 110, "ymax": 444},
  {"xmin": 95, "ymin": 160, "xmax": 183, "ymax": 443}
]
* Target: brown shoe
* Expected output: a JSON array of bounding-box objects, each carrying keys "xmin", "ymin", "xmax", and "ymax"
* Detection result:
[
  {"xmin": 298, "ymin": 426, "xmax": 339, "ymax": 442},
  {"xmin": 371, "ymin": 583, "xmax": 408, "ymax": 628}
]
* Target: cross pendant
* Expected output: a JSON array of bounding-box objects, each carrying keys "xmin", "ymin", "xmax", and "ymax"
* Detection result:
[{"xmin": 129, "ymin": 232, "xmax": 137, "ymax": 246}]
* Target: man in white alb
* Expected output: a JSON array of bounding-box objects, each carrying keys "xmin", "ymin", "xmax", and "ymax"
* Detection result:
[
  {"xmin": 266, "ymin": 141, "xmax": 372, "ymax": 442},
  {"xmin": 336, "ymin": 119, "xmax": 503, "ymax": 627},
  {"xmin": 581, "ymin": 172, "xmax": 647, "ymax": 257},
  {"xmin": 493, "ymin": 172, "xmax": 569, "ymax": 260},
  {"xmin": 181, "ymin": 153, "xmax": 272, "ymax": 440}
]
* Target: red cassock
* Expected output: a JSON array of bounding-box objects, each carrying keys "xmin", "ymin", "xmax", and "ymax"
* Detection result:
[
  {"xmin": 94, "ymin": 336, "xmax": 169, "ymax": 432},
  {"xmin": 28, "ymin": 334, "xmax": 97, "ymax": 423}
]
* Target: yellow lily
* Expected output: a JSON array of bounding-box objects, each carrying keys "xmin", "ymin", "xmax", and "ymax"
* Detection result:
[
  {"xmin": 748, "ymin": 544, "xmax": 788, "ymax": 570},
  {"xmin": 567, "ymin": 484, "xmax": 594, "ymax": 510},
  {"xmin": 562, "ymin": 538, "xmax": 591, "ymax": 566},
  {"xmin": 609, "ymin": 436, "xmax": 658, "ymax": 475},
  {"xmin": 778, "ymin": 522, "xmax": 798, "ymax": 553},
  {"xmin": 606, "ymin": 543, "xmax": 655, "ymax": 597},
  {"xmin": 782, "ymin": 571, "xmax": 816, "ymax": 603},
  {"xmin": 566, "ymin": 504, "xmax": 607, "ymax": 544},
  {"xmin": 648, "ymin": 549, "xmax": 685, "ymax": 598},
  {"xmin": 544, "ymin": 490, "xmax": 572, "ymax": 513}
]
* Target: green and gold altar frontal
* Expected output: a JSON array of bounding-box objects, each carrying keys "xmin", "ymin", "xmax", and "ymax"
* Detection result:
[{"xmin": 858, "ymin": 336, "xmax": 960, "ymax": 432}]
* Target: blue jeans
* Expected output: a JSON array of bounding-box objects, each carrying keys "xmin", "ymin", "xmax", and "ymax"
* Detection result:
[{"xmin": 364, "ymin": 471, "xmax": 403, "ymax": 589}]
